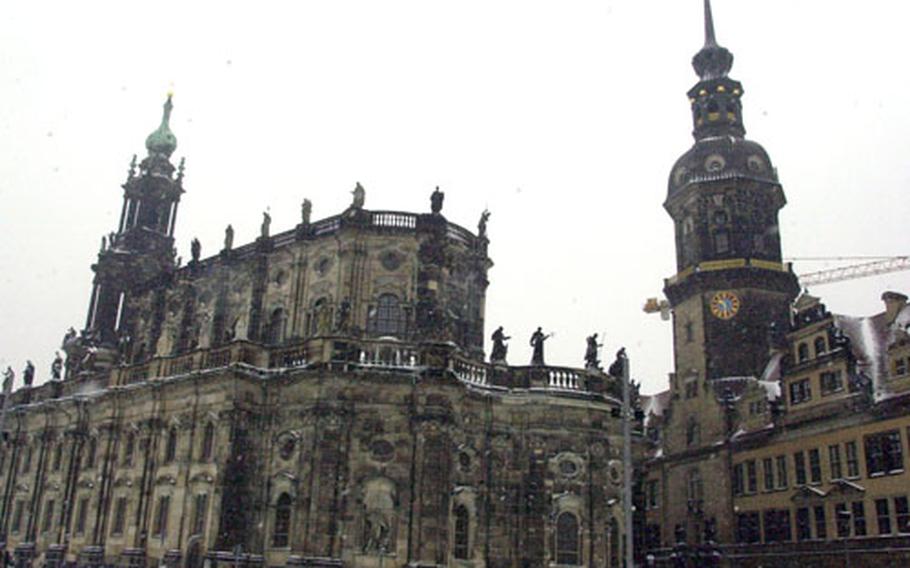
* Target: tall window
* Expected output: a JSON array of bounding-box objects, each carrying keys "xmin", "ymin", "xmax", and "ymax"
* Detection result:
[
  {"xmin": 164, "ymin": 428, "xmax": 178, "ymax": 463},
  {"xmin": 895, "ymin": 497, "xmax": 910, "ymax": 534},
  {"xmin": 687, "ymin": 469, "xmax": 703, "ymax": 505},
  {"xmin": 829, "ymin": 444, "xmax": 843, "ymax": 479},
  {"xmin": 876, "ymin": 499, "xmax": 892, "ymax": 535},
  {"xmin": 852, "ymin": 501, "xmax": 867, "ymax": 536},
  {"xmin": 797, "ymin": 343, "xmax": 809, "ymax": 362},
  {"xmin": 200, "ymin": 423, "xmax": 215, "ymax": 461},
  {"xmin": 608, "ymin": 519, "xmax": 620, "ymax": 568},
  {"xmin": 154, "ymin": 495, "xmax": 170, "ymax": 537},
  {"xmin": 686, "ymin": 418, "xmax": 700, "ymax": 447},
  {"xmin": 555, "ymin": 512, "xmax": 580, "ymax": 565},
  {"xmin": 814, "ymin": 506, "xmax": 827, "ymax": 540},
  {"xmin": 11, "ymin": 500, "xmax": 24, "ymax": 534},
  {"xmin": 53, "ymin": 443, "xmax": 63, "ymax": 472},
  {"xmin": 745, "ymin": 460, "xmax": 757, "ymax": 494},
  {"xmin": 732, "ymin": 463, "xmax": 744, "ymax": 496},
  {"xmin": 75, "ymin": 496, "xmax": 89, "ymax": 535},
  {"xmin": 123, "ymin": 432, "xmax": 135, "ymax": 467},
  {"xmin": 762, "ymin": 458, "xmax": 774, "ymax": 491},
  {"xmin": 776, "ymin": 455, "xmax": 788, "ymax": 489},
  {"xmin": 796, "ymin": 507, "xmax": 811, "ymax": 541},
  {"xmin": 794, "ymin": 451, "xmax": 807, "ymax": 485},
  {"xmin": 368, "ymin": 294, "xmax": 406, "ymax": 337},
  {"xmin": 22, "ymin": 446, "xmax": 32, "ymax": 474},
  {"xmin": 193, "ymin": 493, "xmax": 209, "ymax": 536},
  {"xmin": 453, "ymin": 505, "xmax": 469, "ymax": 560},
  {"xmin": 112, "ymin": 497, "xmax": 127, "ymax": 535},
  {"xmin": 42, "ymin": 499, "xmax": 55, "ymax": 532},
  {"xmin": 267, "ymin": 308, "xmax": 286, "ymax": 345},
  {"xmin": 273, "ymin": 493, "xmax": 291, "ymax": 547},
  {"xmin": 85, "ymin": 438, "xmax": 97, "ymax": 469},
  {"xmin": 790, "ymin": 379, "xmax": 812, "ymax": 405},
  {"xmin": 814, "ymin": 337, "xmax": 827, "ymax": 356},
  {"xmin": 809, "ymin": 449, "xmax": 822, "ymax": 483},
  {"xmin": 845, "ymin": 441, "xmax": 860, "ymax": 478}
]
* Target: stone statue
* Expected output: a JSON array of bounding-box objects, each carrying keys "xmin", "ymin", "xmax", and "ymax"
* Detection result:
[
  {"xmin": 584, "ymin": 333, "xmax": 603, "ymax": 369},
  {"xmin": 224, "ymin": 224, "xmax": 234, "ymax": 251},
  {"xmin": 363, "ymin": 511, "xmax": 390, "ymax": 553},
  {"xmin": 430, "ymin": 186, "xmax": 444, "ymax": 214},
  {"xmin": 190, "ymin": 238, "xmax": 201, "ymax": 263},
  {"xmin": 2, "ymin": 367, "xmax": 14, "ymax": 393},
  {"xmin": 352, "ymin": 182, "xmax": 366, "ymax": 209},
  {"xmin": 529, "ymin": 327, "xmax": 551, "ymax": 366},
  {"xmin": 62, "ymin": 327, "xmax": 77, "ymax": 348},
  {"xmin": 336, "ymin": 298, "xmax": 351, "ymax": 332},
  {"xmin": 301, "ymin": 198, "xmax": 312, "ymax": 225},
  {"xmin": 490, "ymin": 326, "xmax": 510, "ymax": 363},
  {"xmin": 478, "ymin": 209, "xmax": 490, "ymax": 239},
  {"xmin": 100, "ymin": 236, "xmax": 107, "ymax": 252},
  {"xmin": 261, "ymin": 211, "xmax": 271, "ymax": 239},
  {"xmin": 51, "ymin": 352, "xmax": 63, "ymax": 380},
  {"xmin": 23, "ymin": 361, "xmax": 35, "ymax": 388},
  {"xmin": 608, "ymin": 347, "xmax": 626, "ymax": 378}
]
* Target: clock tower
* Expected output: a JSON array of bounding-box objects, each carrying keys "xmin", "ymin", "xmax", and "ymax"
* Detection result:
[{"xmin": 663, "ymin": 1, "xmax": 799, "ymax": 383}]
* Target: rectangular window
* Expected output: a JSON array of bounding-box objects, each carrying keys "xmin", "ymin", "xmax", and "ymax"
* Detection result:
[
  {"xmin": 112, "ymin": 497, "xmax": 127, "ymax": 536},
  {"xmin": 192, "ymin": 493, "xmax": 208, "ymax": 536},
  {"xmin": 852, "ymin": 501, "xmax": 867, "ymax": 536},
  {"xmin": 746, "ymin": 460, "xmax": 757, "ymax": 494},
  {"xmin": 820, "ymin": 370, "xmax": 844, "ymax": 395},
  {"xmin": 153, "ymin": 495, "xmax": 170, "ymax": 537},
  {"xmin": 646, "ymin": 480, "xmax": 659, "ymax": 509},
  {"xmin": 864, "ymin": 430, "xmax": 904, "ymax": 476},
  {"xmin": 809, "ymin": 448, "xmax": 822, "ymax": 483},
  {"xmin": 895, "ymin": 357, "xmax": 907, "ymax": 376},
  {"xmin": 835, "ymin": 503, "xmax": 850, "ymax": 538},
  {"xmin": 796, "ymin": 507, "xmax": 811, "ymax": 541},
  {"xmin": 763, "ymin": 509, "xmax": 792, "ymax": 543},
  {"xmin": 814, "ymin": 505, "xmax": 827, "ymax": 540},
  {"xmin": 735, "ymin": 512, "xmax": 761, "ymax": 544},
  {"xmin": 846, "ymin": 441, "xmax": 859, "ymax": 478},
  {"xmin": 789, "ymin": 379, "xmax": 812, "ymax": 405},
  {"xmin": 776, "ymin": 455, "xmax": 788, "ymax": 489},
  {"xmin": 895, "ymin": 496, "xmax": 910, "ymax": 534},
  {"xmin": 76, "ymin": 496, "xmax": 89, "ymax": 535},
  {"xmin": 11, "ymin": 500, "xmax": 24, "ymax": 534},
  {"xmin": 763, "ymin": 458, "xmax": 774, "ymax": 491},
  {"xmin": 876, "ymin": 498, "xmax": 892, "ymax": 535},
  {"xmin": 733, "ymin": 463, "xmax": 744, "ymax": 496},
  {"xmin": 829, "ymin": 444, "xmax": 843, "ymax": 479},
  {"xmin": 42, "ymin": 499, "xmax": 55, "ymax": 532},
  {"xmin": 794, "ymin": 451, "xmax": 807, "ymax": 485}
]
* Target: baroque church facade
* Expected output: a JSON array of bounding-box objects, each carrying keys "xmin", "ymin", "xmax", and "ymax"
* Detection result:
[
  {"xmin": 0, "ymin": 91, "xmax": 637, "ymax": 566},
  {"xmin": 641, "ymin": 2, "xmax": 910, "ymax": 566}
]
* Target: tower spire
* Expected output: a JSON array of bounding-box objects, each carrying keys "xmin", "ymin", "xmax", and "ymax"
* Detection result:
[
  {"xmin": 704, "ymin": 0, "xmax": 717, "ymax": 46},
  {"xmin": 145, "ymin": 93, "xmax": 177, "ymax": 158}
]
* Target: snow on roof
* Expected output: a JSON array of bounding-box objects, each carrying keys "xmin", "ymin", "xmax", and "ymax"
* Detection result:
[
  {"xmin": 834, "ymin": 312, "xmax": 888, "ymax": 398},
  {"xmin": 641, "ymin": 390, "xmax": 671, "ymax": 419}
]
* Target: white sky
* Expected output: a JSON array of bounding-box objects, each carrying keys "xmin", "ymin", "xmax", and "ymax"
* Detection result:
[{"xmin": 1, "ymin": 1, "xmax": 908, "ymax": 395}]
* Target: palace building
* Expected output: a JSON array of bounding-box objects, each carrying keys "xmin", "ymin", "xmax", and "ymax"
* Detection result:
[
  {"xmin": 641, "ymin": 2, "xmax": 910, "ymax": 566},
  {"xmin": 0, "ymin": 92, "xmax": 637, "ymax": 567}
]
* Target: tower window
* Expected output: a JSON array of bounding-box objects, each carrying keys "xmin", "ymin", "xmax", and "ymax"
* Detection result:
[
  {"xmin": 201, "ymin": 423, "xmax": 215, "ymax": 461},
  {"xmin": 714, "ymin": 231, "xmax": 730, "ymax": 254},
  {"xmin": 368, "ymin": 294, "xmax": 407, "ymax": 337},
  {"xmin": 266, "ymin": 307, "xmax": 286, "ymax": 345},
  {"xmin": 453, "ymin": 505, "xmax": 470, "ymax": 560},
  {"xmin": 164, "ymin": 427, "xmax": 178, "ymax": 463},
  {"xmin": 273, "ymin": 493, "xmax": 292, "ymax": 547}
]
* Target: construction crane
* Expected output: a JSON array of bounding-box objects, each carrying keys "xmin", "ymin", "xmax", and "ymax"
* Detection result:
[{"xmin": 643, "ymin": 255, "xmax": 909, "ymax": 317}]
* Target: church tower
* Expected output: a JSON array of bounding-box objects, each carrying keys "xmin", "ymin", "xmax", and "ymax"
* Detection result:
[
  {"xmin": 663, "ymin": 1, "xmax": 799, "ymax": 384},
  {"xmin": 83, "ymin": 95, "xmax": 183, "ymax": 348}
]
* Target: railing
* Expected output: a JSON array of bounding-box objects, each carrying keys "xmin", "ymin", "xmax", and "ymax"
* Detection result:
[
  {"xmin": 372, "ymin": 211, "xmax": 417, "ymax": 230},
  {"xmin": 546, "ymin": 367, "xmax": 583, "ymax": 390},
  {"xmin": 269, "ymin": 345, "xmax": 308, "ymax": 368},
  {"xmin": 356, "ymin": 340, "xmax": 419, "ymax": 368},
  {"xmin": 446, "ymin": 222, "xmax": 475, "ymax": 247},
  {"xmin": 454, "ymin": 358, "xmax": 489, "ymax": 386},
  {"xmin": 311, "ymin": 215, "xmax": 341, "ymax": 236}
]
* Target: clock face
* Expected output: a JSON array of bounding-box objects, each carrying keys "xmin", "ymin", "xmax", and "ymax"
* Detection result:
[{"xmin": 710, "ymin": 291, "xmax": 741, "ymax": 320}]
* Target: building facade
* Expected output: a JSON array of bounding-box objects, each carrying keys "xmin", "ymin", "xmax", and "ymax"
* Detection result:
[
  {"xmin": 642, "ymin": 3, "xmax": 910, "ymax": 566},
  {"xmin": 0, "ymin": 94, "xmax": 637, "ymax": 568}
]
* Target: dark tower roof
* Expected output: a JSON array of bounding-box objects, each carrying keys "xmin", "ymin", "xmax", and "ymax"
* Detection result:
[{"xmin": 666, "ymin": 0, "xmax": 777, "ymax": 198}]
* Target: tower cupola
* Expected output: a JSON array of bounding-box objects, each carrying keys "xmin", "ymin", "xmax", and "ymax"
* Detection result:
[{"xmin": 145, "ymin": 93, "xmax": 177, "ymax": 157}]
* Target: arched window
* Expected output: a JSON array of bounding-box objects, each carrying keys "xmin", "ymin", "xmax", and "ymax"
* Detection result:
[
  {"xmin": 608, "ymin": 518, "xmax": 620, "ymax": 568},
  {"xmin": 164, "ymin": 428, "xmax": 178, "ymax": 464},
  {"xmin": 797, "ymin": 343, "xmax": 809, "ymax": 362},
  {"xmin": 200, "ymin": 423, "xmax": 215, "ymax": 461},
  {"xmin": 266, "ymin": 308, "xmax": 285, "ymax": 345},
  {"xmin": 273, "ymin": 493, "xmax": 292, "ymax": 547},
  {"xmin": 368, "ymin": 294, "xmax": 406, "ymax": 337},
  {"xmin": 555, "ymin": 512, "xmax": 580, "ymax": 565},
  {"xmin": 814, "ymin": 337, "xmax": 827, "ymax": 357},
  {"xmin": 453, "ymin": 505, "xmax": 470, "ymax": 560}
]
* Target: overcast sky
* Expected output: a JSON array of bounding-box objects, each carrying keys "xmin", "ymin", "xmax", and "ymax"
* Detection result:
[{"xmin": 1, "ymin": 1, "xmax": 908, "ymax": 394}]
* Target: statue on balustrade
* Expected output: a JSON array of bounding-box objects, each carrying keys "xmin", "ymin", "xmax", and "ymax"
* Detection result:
[
  {"xmin": 352, "ymin": 182, "xmax": 366, "ymax": 209},
  {"xmin": 430, "ymin": 186, "xmax": 445, "ymax": 214},
  {"xmin": 301, "ymin": 198, "xmax": 312, "ymax": 225},
  {"xmin": 585, "ymin": 333, "xmax": 603, "ymax": 370},
  {"xmin": 608, "ymin": 347, "xmax": 626, "ymax": 378},
  {"xmin": 2, "ymin": 367, "xmax": 14, "ymax": 393},
  {"xmin": 224, "ymin": 224, "xmax": 234, "ymax": 251},
  {"xmin": 336, "ymin": 298, "xmax": 352, "ymax": 332},
  {"xmin": 51, "ymin": 352, "xmax": 63, "ymax": 380},
  {"xmin": 23, "ymin": 361, "xmax": 35, "ymax": 387},
  {"xmin": 490, "ymin": 326, "xmax": 510, "ymax": 364},
  {"xmin": 260, "ymin": 211, "xmax": 271, "ymax": 239},
  {"xmin": 190, "ymin": 238, "xmax": 201, "ymax": 263},
  {"xmin": 478, "ymin": 209, "xmax": 490, "ymax": 239},
  {"xmin": 529, "ymin": 327, "xmax": 552, "ymax": 366}
]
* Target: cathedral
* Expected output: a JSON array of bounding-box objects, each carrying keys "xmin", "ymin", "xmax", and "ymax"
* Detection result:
[
  {"xmin": 641, "ymin": 2, "xmax": 910, "ymax": 566},
  {"xmin": 0, "ymin": 75, "xmax": 635, "ymax": 568}
]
